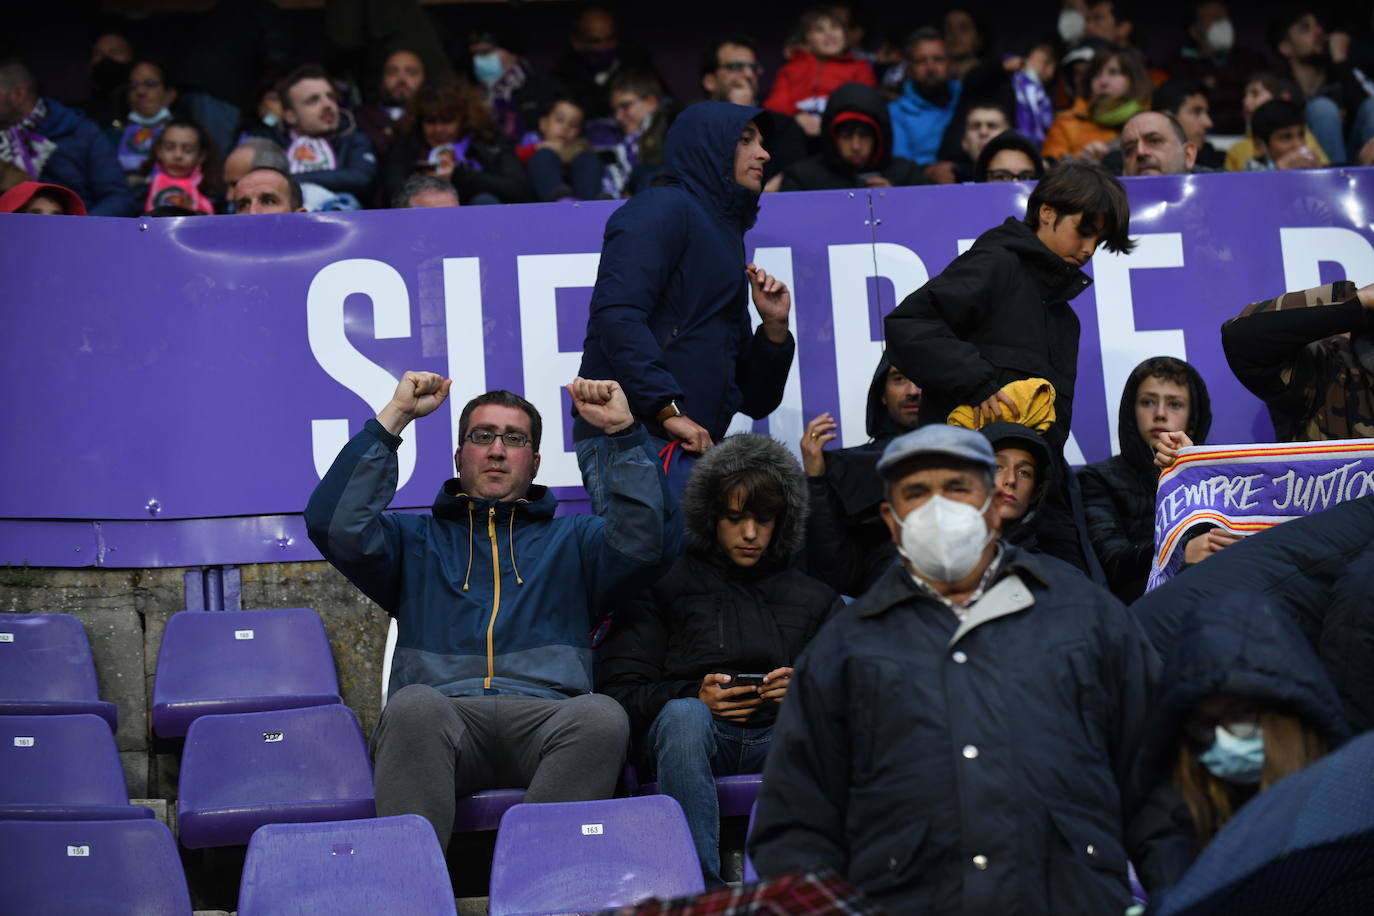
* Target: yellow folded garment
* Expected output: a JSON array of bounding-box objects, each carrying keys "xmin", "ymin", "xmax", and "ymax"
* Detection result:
[{"xmin": 947, "ymin": 378, "xmax": 1057, "ymax": 432}]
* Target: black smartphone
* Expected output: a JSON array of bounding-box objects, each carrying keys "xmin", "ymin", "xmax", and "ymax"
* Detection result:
[{"xmin": 732, "ymin": 673, "xmax": 766, "ymax": 688}]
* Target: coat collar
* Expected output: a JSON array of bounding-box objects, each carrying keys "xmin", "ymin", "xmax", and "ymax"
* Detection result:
[{"xmin": 857, "ymin": 544, "xmax": 1050, "ymax": 622}]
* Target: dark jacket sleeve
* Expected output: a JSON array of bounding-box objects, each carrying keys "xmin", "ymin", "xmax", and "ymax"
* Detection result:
[
  {"xmin": 595, "ymin": 588, "xmax": 700, "ymax": 737},
  {"xmin": 1078, "ymin": 464, "xmax": 1153, "ymax": 593},
  {"xmin": 1220, "ymin": 283, "xmax": 1368, "ymax": 413},
  {"xmin": 455, "ymin": 139, "xmax": 533, "ymax": 203},
  {"xmin": 305, "ymin": 130, "xmax": 379, "ymax": 199},
  {"xmin": 585, "ymin": 194, "xmax": 691, "ymax": 420},
  {"xmin": 78, "ymin": 123, "xmax": 138, "ymax": 217},
  {"xmin": 735, "ymin": 321, "xmax": 796, "ymax": 419},
  {"xmin": 803, "ymin": 476, "xmax": 867, "ymax": 595},
  {"xmin": 883, "ymin": 247, "xmax": 1007, "ymax": 408},
  {"xmin": 303, "ymin": 418, "xmax": 406, "ymax": 612}
]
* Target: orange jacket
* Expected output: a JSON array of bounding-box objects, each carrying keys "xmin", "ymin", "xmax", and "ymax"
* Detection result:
[{"xmin": 1041, "ymin": 98, "xmax": 1120, "ymax": 160}]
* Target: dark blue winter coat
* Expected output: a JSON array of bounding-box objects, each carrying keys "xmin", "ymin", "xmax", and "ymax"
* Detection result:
[
  {"xmin": 574, "ymin": 101, "xmax": 795, "ymax": 442},
  {"xmin": 262, "ymin": 121, "xmax": 379, "ymax": 199},
  {"xmin": 34, "ymin": 99, "xmax": 137, "ymax": 217}
]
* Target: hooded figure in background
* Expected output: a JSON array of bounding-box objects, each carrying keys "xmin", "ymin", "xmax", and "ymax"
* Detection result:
[
  {"xmin": 574, "ymin": 101, "xmax": 796, "ymax": 502},
  {"xmin": 1080, "ymin": 357, "xmax": 1213, "ymax": 603},
  {"xmin": 598, "ymin": 433, "xmax": 841, "ymax": 886},
  {"xmin": 1134, "ymin": 593, "xmax": 1349, "ymax": 883},
  {"xmin": 980, "ymin": 422, "xmax": 1054, "ymax": 552},
  {"xmin": 779, "ymin": 82, "xmax": 924, "ymax": 191},
  {"xmin": 802, "ymin": 357, "xmax": 920, "ymax": 596}
]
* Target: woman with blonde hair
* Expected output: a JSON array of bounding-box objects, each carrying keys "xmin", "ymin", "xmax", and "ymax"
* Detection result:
[{"xmin": 1042, "ymin": 46, "xmax": 1152, "ymax": 162}]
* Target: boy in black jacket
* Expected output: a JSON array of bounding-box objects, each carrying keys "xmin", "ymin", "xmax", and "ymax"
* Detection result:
[{"xmin": 597, "ymin": 433, "xmax": 840, "ymax": 886}]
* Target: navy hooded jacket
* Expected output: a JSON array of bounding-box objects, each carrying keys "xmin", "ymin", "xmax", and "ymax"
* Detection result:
[
  {"xmin": 574, "ymin": 101, "xmax": 796, "ymax": 442},
  {"xmin": 34, "ymin": 99, "xmax": 137, "ymax": 217}
]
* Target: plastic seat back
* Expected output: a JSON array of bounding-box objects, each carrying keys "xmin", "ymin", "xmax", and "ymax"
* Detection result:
[
  {"xmin": 0, "ymin": 613, "xmax": 117, "ymax": 731},
  {"xmin": 0, "ymin": 714, "xmax": 153, "ymax": 821}
]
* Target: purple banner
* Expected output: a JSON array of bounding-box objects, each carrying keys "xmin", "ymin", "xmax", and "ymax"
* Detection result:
[{"xmin": 3, "ymin": 169, "xmax": 1374, "ymax": 566}]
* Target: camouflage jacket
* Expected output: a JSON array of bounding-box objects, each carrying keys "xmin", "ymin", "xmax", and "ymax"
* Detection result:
[{"xmin": 1221, "ymin": 280, "xmax": 1374, "ymax": 441}]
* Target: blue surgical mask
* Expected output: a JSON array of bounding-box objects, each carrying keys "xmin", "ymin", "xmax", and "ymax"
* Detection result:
[
  {"xmin": 1197, "ymin": 725, "xmax": 1264, "ymax": 784},
  {"xmin": 473, "ymin": 52, "xmax": 504, "ymax": 85}
]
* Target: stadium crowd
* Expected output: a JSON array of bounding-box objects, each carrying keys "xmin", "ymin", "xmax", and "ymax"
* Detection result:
[{"xmin": 7, "ymin": 2, "xmax": 1374, "ymax": 913}]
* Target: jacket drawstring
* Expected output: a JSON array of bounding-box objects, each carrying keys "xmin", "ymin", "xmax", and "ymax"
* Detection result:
[
  {"xmin": 462, "ymin": 502, "xmax": 474, "ymax": 591},
  {"xmin": 507, "ymin": 510, "xmax": 524, "ymax": 585}
]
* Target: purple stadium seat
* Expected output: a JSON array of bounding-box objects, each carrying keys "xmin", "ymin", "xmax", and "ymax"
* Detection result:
[
  {"xmin": 238, "ymin": 815, "xmax": 456, "ymax": 916},
  {"xmin": 0, "ymin": 613, "xmax": 117, "ymax": 731},
  {"xmin": 743, "ymin": 801, "xmax": 759, "ymax": 883},
  {"xmin": 0, "ymin": 818, "xmax": 192, "ymax": 914},
  {"xmin": 454, "ymin": 788, "xmax": 526, "ymax": 832},
  {"xmin": 0, "ymin": 714, "xmax": 153, "ymax": 821},
  {"xmin": 488, "ymin": 796, "xmax": 705, "ymax": 915},
  {"xmin": 151, "ymin": 608, "xmax": 340, "ymax": 738},
  {"xmin": 177, "ymin": 704, "xmax": 375, "ymax": 849},
  {"xmin": 639, "ymin": 772, "xmax": 763, "ymax": 817}
]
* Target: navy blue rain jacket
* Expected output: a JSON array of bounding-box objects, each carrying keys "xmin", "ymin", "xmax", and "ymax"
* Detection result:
[
  {"xmin": 34, "ymin": 99, "xmax": 137, "ymax": 216},
  {"xmin": 574, "ymin": 101, "xmax": 795, "ymax": 442}
]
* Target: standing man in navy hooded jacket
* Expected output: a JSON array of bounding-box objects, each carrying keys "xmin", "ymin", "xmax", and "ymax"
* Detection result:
[{"xmin": 574, "ymin": 101, "xmax": 796, "ymax": 503}]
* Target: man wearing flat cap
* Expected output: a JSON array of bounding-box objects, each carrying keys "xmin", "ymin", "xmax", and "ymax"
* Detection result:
[{"xmin": 748, "ymin": 425, "xmax": 1189, "ymax": 913}]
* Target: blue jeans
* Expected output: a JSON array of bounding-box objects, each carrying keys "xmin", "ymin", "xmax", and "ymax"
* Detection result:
[
  {"xmin": 528, "ymin": 147, "xmax": 605, "ymax": 201},
  {"xmin": 647, "ymin": 699, "xmax": 773, "ymax": 886},
  {"xmin": 1307, "ymin": 95, "xmax": 1347, "ymax": 164}
]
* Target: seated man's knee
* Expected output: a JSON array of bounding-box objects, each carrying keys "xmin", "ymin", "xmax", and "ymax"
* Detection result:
[
  {"xmin": 651, "ymin": 698, "xmax": 714, "ymax": 749},
  {"xmin": 380, "ymin": 684, "xmax": 450, "ymax": 731},
  {"xmin": 570, "ymin": 693, "xmax": 631, "ymax": 747}
]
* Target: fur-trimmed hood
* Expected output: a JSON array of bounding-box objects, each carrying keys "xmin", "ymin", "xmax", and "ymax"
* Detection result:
[{"xmin": 680, "ymin": 433, "xmax": 808, "ymax": 568}]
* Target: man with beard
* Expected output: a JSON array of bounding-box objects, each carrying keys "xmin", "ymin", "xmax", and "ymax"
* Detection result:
[
  {"xmin": 551, "ymin": 6, "xmax": 664, "ymax": 122},
  {"xmin": 889, "ymin": 28, "xmax": 962, "ymax": 183},
  {"xmin": 355, "ymin": 48, "xmax": 425, "ymax": 158},
  {"xmin": 1270, "ymin": 7, "xmax": 1374, "ymax": 163},
  {"xmin": 268, "ymin": 64, "xmax": 378, "ymax": 205}
]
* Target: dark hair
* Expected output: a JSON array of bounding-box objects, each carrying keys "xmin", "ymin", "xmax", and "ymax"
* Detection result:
[
  {"xmin": 238, "ymin": 166, "xmax": 303, "ymax": 211},
  {"xmin": 537, "ymin": 94, "xmax": 584, "ymax": 121},
  {"xmin": 973, "ymin": 129, "xmax": 1045, "ymax": 182},
  {"xmin": 1152, "ymin": 79, "xmax": 1208, "ymax": 116},
  {"xmin": 148, "ymin": 205, "xmax": 201, "ymax": 217},
  {"xmin": 127, "ymin": 59, "xmax": 172, "ymax": 90},
  {"xmin": 1251, "ymin": 98, "xmax": 1304, "ymax": 144},
  {"xmin": 797, "ymin": 6, "xmax": 843, "ymax": 38},
  {"xmin": 1124, "ymin": 109, "xmax": 1189, "ymax": 146},
  {"xmin": 147, "ymin": 118, "xmax": 222, "ymax": 195},
  {"xmin": 400, "ymin": 81, "xmax": 498, "ymax": 143},
  {"xmin": 941, "ymin": 5, "xmax": 991, "ymax": 56},
  {"xmin": 608, "ymin": 68, "xmax": 663, "ymax": 100},
  {"xmin": 1245, "ymin": 71, "xmax": 1302, "ymax": 106},
  {"xmin": 459, "ymin": 391, "xmax": 543, "ymax": 452},
  {"xmin": 393, "ymin": 173, "xmax": 458, "ymax": 208},
  {"xmin": 280, "ymin": 64, "xmax": 332, "ymax": 111},
  {"xmin": 1268, "ymin": 6, "xmax": 1319, "ymax": 55},
  {"xmin": 964, "ymin": 99, "xmax": 1013, "ymax": 130},
  {"xmin": 1085, "ymin": 46, "xmax": 1151, "ymax": 104},
  {"xmin": 700, "ymin": 34, "xmax": 757, "ymax": 77},
  {"xmin": 1023, "ymin": 162, "xmax": 1135, "ymax": 254},
  {"xmin": 1091, "ymin": 0, "xmax": 1129, "ymax": 20},
  {"xmin": 1134, "ymin": 355, "xmax": 1192, "ymax": 390},
  {"xmin": 710, "ymin": 466, "xmax": 788, "ymax": 552},
  {"xmin": 903, "ymin": 26, "xmax": 944, "ymax": 54}
]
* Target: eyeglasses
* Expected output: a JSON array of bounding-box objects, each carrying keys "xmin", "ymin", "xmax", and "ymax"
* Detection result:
[
  {"xmin": 128, "ymin": 78, "xmax": 164, "ymax": 90},
  {"xmin": 1182, "ymin": 704, "xmax": 1262, "ymax": 748},
  {"xmin": 464, "ymin": 429, "xmax": 532, "ymax": 448},
  {"xmin": 720, "ymin": 62, "xmax": 763, "ymax": 74},
  {"xmin": 986, "ymin": 169, "xmax": 1039, "ymax": 182}
]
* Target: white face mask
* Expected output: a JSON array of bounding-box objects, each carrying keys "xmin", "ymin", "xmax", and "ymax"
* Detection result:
[
  {"xmin": 1205, "ymin": 19, "xmax": 1235, "ymax": 55},
  {"xmin": 897, "ymin": 493, "xmax": 994, "ymax": 584},
  {"xmin": 1058, "ymin": 9, "xmax": 1086, "ymax": 44}
]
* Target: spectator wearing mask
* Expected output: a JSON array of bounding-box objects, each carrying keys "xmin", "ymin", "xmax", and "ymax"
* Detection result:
[
  {"xmin": 1224, "ymin": 72, "xmax": 1330, "ymax": 171},
  {"xmin": 550, "ymin": 6, "xmax": 664, "ymax": 122},
  {"xmin": 1043, "ymin": 46, "xmax": 1152, "ymax": 163},
  {"xmin": 779, "ymin": 82, "xmax": 922, "ymax": 191},
  {"xmin": 972, "ymin": 129, "xmax": 1045, "ymax": 182},
  {"xmin": 1138, "ymin": 594, "xmax": 1349, "ymax": 855},
  {"xmin": 1165, "ymin": 2, "xmax": 1268, "ymax": 134},
  {"xmin": 272, "ymin": 65, "xmax": 378, "ymax": 208},
  {"xmin": 1221, "ymin": 280, "xmax": 1374, "ymax": 442},
  {"xmin": 765, "ymin": 6, "xmax": 877, "ymax": 141},
  {"xmin": 470, "ymin": 26, "xmax": 553, "ymax": 143},
  {"xmin": 355, "ymin": 48, "xmax": 426, "ymax": 159},
  {"xmin": 800, "ymin": 357, "xmax": 920, "ymax": 597},
  {"xmin": 517, "ymin": 96, "xmax": 604, "ymax": 202},
  {"xmin": 1270, "ymin": 7, "xmax": 1374, "ymax": 165},
  {"xmin": 0, "ymin": 61, "xmax": 136, "ymax": 217},
  {"xmin": 0, "ymin": 180, "xmax": 86, "ymax": 215},
  {"xmin": 700, "ymin": 34, "xmax": 807, "ymax": 190},
  {"xmin": 1120, "ymin": 111, "xmax": 1199, "ymax": 176},
  {"xmin": 602, "ymin": 70, "xmax": 674, "ymax": 198},
  {"xmin": 889, "ymin": 28, "xmax": 962, "ymax": 174},
  {"xmin": 598, "ymin": 433, "xmax": 840, "ymax": 887},
  {"xmin": 1079, "ymin": 356, "xmax": 1213, "ymax": 604},
  {"xmin": 1244, "ymin": 99, "xmax": 1321, "ymax": 170},
  {"xmin": 1153, "ymin": 79, "xmax": 1224, "ymax": 169},
  {"xmin": 392, "ymin": 173, "xmax": 458, "ymax": 208},
  {"xmin": 109, "ymin": 60, "xmax": 177, "ymax": 179},
  {"xmin": 142, "ymin": 118, "xmax": 218, "ymax": 215},
  {"xmin": 84, "ymin": 33, "xmax": 134, "ymax": 130},
  {"xmin": 383, "ymin": 82, "xmax": 530, "ymax": 206}
]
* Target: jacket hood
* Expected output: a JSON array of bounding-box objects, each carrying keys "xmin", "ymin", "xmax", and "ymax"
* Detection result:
[
  {"xmin": 1116, "ymin": 357, "xmax": 1213, "ymax": 475},
  {"xmin": 680, "ymin": 433, "xmax": 808, "ymax": 569},
  {"xmin": 976, "ymin": 217, "xmax": 1093, "ymax": 303},
  {"xmin": 1140, "ymin": 592, "xmax": 1351, "ymax": 782},
  {"xmin": 864, "ymin": 355, "xmax": 918, "ymax": 440},
  {"xmin": 663, "ymin": 101, "xmax": 764, "ymax": 231},
  {"xmin": 822, "ymin": 82, "xmax": 894, "ymax": 174},
  {"xmin": 979, "ymin": 422, "xmax": 1054, "ymax": 544}
]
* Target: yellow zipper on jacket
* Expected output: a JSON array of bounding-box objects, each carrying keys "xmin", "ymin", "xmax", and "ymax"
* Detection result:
[{"xmin": 484, "ymin": 505, "xmax": 500, "ymax": 688}]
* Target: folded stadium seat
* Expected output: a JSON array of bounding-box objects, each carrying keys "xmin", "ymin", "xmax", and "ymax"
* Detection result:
[
  {"xmin": 0, "ymin": 613, "xmax": 117, "ymax": 732},
  {"xmin": 0, "ymin": 714, "xmax": 153, "ymax": 821},
  {"xmin": 177, "ymin": 703, "xmax": 375, "ymax": 849},
  {"xmin": 151, "ymin": 607, "xmax": 341, "ymax": 738},
  {"xmin": 743, "ymin": 801, "xmax": 758, "ymax": 883},
  {"xmin": 488, "ymin": 796, "xmax": 705, "ymax": 915},
  {"xmin": 238, "ymin": 815, "xmax": 456, "ymax": 916},
  {"xmin": 0, "ymin": 817, "xmax": 192, "ymax": 914},
  {"xmin": 454, "ymin": 788, "xmax": 527, "ymax": 833},
  {"xmin": 638, "ymin": 772, "xmax": 764, "ymax": 817}
]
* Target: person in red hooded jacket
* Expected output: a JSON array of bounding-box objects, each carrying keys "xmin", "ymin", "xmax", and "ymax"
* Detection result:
[{"xmin": 763, "ymin": 6, "xmax": 876, "ymax": 139}]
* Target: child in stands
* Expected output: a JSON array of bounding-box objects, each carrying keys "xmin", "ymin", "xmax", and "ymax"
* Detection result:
[
  {"xmin": 143, "ymin": 119, "xmax": 217, "ymax": 215},
  {"xmin": 763, "ymin": 6, "xmax": 876, "ymax": 138},
  {"xmin": 1245, "ymin": 99, "xmax": 1320, "ymax": 170},
  {"xmin": 517, "ymin": 96, "xmax": 605, "ymax": 201}
]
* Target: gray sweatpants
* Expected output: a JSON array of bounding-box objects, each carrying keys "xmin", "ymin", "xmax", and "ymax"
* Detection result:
[{"xmin": 370, "ymin": 684, "xmax": 630, "ymax": 849}]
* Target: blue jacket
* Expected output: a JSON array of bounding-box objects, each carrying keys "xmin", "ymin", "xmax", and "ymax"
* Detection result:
[
  {"xmin": 34, "ymin": 99, "xmax": 137, "ymax": 217},
  {"xmin": 264, "ymin": 121, "xmax": 379, "ymax": 199},
  {"xmin": 574, "ymin": 101, "xmax": 795, "ymax": 442},
  {"xmin": 305, "ymin": 419, "xmax": 669, "ymax": 699},
  {"xmin": 888, "ymin": 79, "xmax": 962, "ymax": 165}
]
